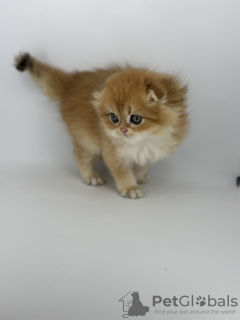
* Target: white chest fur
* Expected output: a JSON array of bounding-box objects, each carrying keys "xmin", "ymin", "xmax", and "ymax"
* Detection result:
[{"xmin": 117, "ymin": 132, "xmax": 177, "ymax": 166}]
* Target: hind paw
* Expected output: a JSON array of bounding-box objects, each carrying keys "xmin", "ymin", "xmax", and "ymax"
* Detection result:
[{"xmin": 137, "ymin": 174, "xmax": 149, "ymax": 185}]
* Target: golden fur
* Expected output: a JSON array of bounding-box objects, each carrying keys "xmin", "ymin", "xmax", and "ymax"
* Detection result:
[{"xmin": 15, "ymin": 53, "xmax": 188, "ymax": 198}]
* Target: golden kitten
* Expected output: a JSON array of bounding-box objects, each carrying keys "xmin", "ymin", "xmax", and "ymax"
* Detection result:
[{"xmin": 15, "ymin": 53, "xmax": 188, "ymax": 199}]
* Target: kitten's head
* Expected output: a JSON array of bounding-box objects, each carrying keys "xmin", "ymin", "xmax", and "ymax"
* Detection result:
[{"xmin": 93, "ymin": 69, "xmax": 188, "ymax": 144}]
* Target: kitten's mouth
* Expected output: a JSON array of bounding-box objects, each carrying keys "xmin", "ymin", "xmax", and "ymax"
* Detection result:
[{"xmin": 122, "ymin": 132, "xmax": 129, "ymax": 137}]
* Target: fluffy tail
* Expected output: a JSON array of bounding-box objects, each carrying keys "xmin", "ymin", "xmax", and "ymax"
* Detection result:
[{"xmin": 15, "ymin": 52, "xmax": 70, "ymax": 100}]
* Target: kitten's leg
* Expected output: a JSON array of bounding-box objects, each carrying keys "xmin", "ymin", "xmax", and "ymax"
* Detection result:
[
  {"xmin": 134, "ymin": 164, "xmax": 150, "ymax": 185},
  {"xmin": 74, "ymin": 143, "xmax": 104, "ymax": 186},
  {"xmin": 103, "ymin": 152, "xmax": 143, "ymax": 199},
  {"xmin": 111, "ymin": 164, "xmax": 143, "ymax": 199}
]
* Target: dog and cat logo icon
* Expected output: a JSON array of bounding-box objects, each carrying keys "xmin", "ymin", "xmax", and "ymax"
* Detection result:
[{"xmin": 119, "ymin": 291, "xmax": 149, "ymax": 318}]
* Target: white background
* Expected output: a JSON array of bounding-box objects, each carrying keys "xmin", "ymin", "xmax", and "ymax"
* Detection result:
[{"xmin": 0, "ymin": 0, "xmax": 240, "ymax": 319}]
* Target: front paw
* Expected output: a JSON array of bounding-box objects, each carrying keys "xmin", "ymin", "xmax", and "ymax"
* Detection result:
[
  {"xmin": 82, "ymin": 173, "xmax": 105, "ymax": 186},
  {"xmin": 120, "ymin": 186, "xmax": 143, "ymax": 199}
]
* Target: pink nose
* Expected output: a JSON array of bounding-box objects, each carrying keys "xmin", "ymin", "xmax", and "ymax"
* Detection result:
[{"xmin": 120, "ymin": 127, "xmax": 128, "ymax": 134}]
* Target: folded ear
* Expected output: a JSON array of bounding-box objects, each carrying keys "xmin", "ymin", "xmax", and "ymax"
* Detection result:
[
  {"xmin": 92, "ymin": 91, "xmax": 100, "ymax": 100},
  {"xmin": 144, "ymin": 74, "xmax": 187, "ymax": 105},
  {"xmin": 92, "ymin": 90, "xmax": 103, "ymax": 109},
  {"xmin": 144, "ymin": 77, "xmax": 167, "ymax": 103}
]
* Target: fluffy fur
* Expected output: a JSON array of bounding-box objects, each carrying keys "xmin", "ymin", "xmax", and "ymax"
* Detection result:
[{"xmin": 15, "ymin": 52, "xmax": 188, "ymax": 198}]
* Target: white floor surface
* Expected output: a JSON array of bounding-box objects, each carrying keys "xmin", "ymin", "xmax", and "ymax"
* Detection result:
[{"xmin": 0, "ymin": 162, "xmax": 239, "ymax": 320}]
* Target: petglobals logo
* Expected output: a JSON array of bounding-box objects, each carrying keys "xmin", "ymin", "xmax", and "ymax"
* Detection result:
[
  {"xmin": 152, "ymin": 295, "xmax": 238, "ymax": 308},
  {"xmin": 118, "ymin": 292, "xmax": 238, "ymax": 318}
]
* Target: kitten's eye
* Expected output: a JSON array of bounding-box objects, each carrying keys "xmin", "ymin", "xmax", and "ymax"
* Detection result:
[
  {"xmin": 110, "ymin": 113, "xmax": 119, "ymax": 123},
  {"xmin": 130, "ymin": 115, "xmax": 142, "ymax": 125}
]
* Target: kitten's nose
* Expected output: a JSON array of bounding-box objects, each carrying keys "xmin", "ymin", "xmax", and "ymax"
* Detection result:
[{"xmin": 120, "ymin": 127, "xmax": 128, "ymax": 134}]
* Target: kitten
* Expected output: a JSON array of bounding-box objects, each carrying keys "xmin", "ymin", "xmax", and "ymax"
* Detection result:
[{"xmin": 15, "ymin": 53, "xmax": 188, "ymax": 199}]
